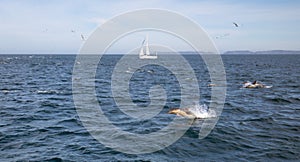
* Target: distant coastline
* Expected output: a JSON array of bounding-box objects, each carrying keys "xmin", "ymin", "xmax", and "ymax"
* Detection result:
[
  {"xmin": 222, "ymin": 50, "xmax": 300, "ymax": 55},
  {"xmin": 179, "ymin": 50, "xmax": 300, "ymax": 55}
]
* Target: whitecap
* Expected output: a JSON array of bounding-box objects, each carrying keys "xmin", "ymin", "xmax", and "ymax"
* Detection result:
[{"xmin": 36, "ymin": 90, "xmax": 58, "ymax": 94}]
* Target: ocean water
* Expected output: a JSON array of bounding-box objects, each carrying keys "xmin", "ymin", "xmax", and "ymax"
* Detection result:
[{"xmin": 0, "ymin": 54, "xmax": 299, "ymax": 161}]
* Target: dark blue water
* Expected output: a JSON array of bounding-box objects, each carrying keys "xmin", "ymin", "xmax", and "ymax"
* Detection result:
[{"xmin": 0, "ymin": 54, "xmax": 299, "ymax": 161}]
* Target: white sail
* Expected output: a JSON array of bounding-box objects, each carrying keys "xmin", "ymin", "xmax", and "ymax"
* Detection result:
[
  {"xmin": 139, "ymin": 39, "xmax": 145, "ymax": 56},
  {"xmin": 145, "ymin": 36, "xmax": 150, "ymax": 56}
]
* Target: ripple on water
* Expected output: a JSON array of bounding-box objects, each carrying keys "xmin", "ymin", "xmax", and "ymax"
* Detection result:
[{"xmin": 0, "ymin": 54, "xmax": 300, "ymax": 161}]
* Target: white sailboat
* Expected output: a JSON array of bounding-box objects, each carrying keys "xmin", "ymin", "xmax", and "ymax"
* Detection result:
[{"xmin": 139, "ymin": 36, "xmax": 157, "ymax": 59}]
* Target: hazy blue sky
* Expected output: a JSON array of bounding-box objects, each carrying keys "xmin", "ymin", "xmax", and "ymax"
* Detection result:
[{"xmin": 0, "ymin": 0, "xmax": 300, "ymax": 54}]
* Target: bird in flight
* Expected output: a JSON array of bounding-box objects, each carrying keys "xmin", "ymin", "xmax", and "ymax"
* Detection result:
[
  {"xmin": 81, "ymin": 34, "xmax": 85, "ymax": 41},
  {"xmin": 233, "ymin": 22, "xmax": 239, "ymax": 27}
]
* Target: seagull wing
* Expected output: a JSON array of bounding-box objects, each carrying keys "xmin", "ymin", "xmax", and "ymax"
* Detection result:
[
  {"xmin": 233, "ymin": 22, "xmax": 239, "ymax": 27},
  {"xmin": 81, "ymin": 34, "xmax": 85, "ymax": 41}
]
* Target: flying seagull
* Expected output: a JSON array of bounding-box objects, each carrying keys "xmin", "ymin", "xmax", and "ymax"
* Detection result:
[
  {"xmin": 233, "ymin": 22, "xmax": 239, "ymax": 27},
  {"xmin": 81, "ymin": 34, "xmax": 85, "ymax": 41}
]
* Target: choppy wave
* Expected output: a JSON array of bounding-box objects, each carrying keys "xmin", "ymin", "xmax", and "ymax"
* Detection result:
[{"xmin": 0, "ymin": 54, "xmax": 299, "ymax": 161}]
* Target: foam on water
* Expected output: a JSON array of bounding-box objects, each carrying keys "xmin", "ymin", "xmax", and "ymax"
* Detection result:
[{"xmin": 188, "ymin": 104, "xmax": 217, "ymax": 118}]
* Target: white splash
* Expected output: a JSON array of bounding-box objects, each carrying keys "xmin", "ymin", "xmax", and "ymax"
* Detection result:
[{"xmin": 188, "ymin": 104, "xmax": 216, "ymax": 119}]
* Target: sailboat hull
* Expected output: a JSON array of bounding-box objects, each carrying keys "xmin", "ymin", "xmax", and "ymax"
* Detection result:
[{"xmin": 139, "ymin": 55, "xmax": 158, "ymax": 59}]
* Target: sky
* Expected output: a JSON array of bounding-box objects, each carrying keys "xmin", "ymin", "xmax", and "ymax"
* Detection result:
[{"xmin": 0, "ymin": 0, "xmax": 300, "ymax": 54}]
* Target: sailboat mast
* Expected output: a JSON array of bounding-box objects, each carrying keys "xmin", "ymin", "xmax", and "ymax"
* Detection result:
[{"xmin": 139, "ymin": 39, "xmax": 145, "ymax": 56}]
